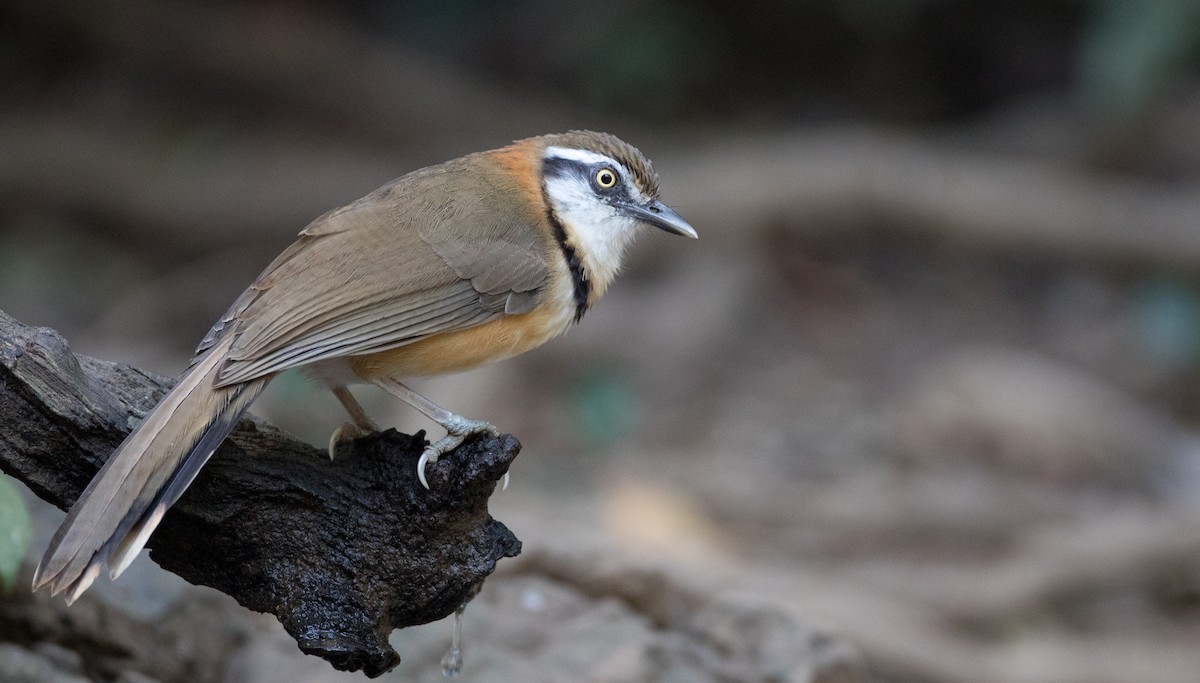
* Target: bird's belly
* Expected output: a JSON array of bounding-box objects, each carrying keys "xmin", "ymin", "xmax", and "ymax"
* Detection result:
[{"xmin": 348, "ymin": 305, "xmax": 573, "ymax": 381}]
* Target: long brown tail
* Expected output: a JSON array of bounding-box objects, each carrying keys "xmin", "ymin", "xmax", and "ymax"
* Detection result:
[{"xmin": 32, "ymin": 334, "xmax": 269, "ymax": 603}]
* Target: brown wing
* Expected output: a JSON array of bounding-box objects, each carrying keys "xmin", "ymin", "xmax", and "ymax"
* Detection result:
[{"xmin": 193, "ymin": 154, "xmax": 552, "ymax": 386}]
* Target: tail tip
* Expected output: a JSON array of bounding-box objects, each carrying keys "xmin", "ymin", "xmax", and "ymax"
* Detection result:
[
  {"xmin": 30, "ymin": 560, "xmax": 45, "ymax": 592},
  {"xmin": 30, "ymin": 555, "xmax": 104, "ymax": 604},
  {"xmin": 63, "ymin": 563, "xmax": 102, "ymax": 605}
]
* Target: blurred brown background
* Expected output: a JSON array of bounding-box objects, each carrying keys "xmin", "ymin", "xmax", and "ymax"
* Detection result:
[{"xmin": 3, "ymin": 1, "xmax": 1200, "ymax": 682}]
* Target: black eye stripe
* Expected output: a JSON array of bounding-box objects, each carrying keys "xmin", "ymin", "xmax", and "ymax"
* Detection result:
[
  {"xmin": 543, "ymin": 155, "xmax": 630, "ymax": 193},
  {"xmin": 542, "ymin": 155, "xmax": 577, "ymax": 179}
]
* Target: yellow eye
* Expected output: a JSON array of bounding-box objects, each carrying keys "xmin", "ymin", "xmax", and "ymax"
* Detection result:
[{"xmin": 595, "ymin": 168, "xmax": 618, "ymax": 189}]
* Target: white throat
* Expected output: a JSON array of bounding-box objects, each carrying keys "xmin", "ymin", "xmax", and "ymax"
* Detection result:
[{"xmin": 543, "ymin": 173, "xmax": 641, "ymax": 298}]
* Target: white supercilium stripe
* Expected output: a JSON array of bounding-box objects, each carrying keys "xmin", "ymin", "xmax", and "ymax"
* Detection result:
[{"xmin": 544, "ymin": 146, "xmax": 616, "ymax": 166}]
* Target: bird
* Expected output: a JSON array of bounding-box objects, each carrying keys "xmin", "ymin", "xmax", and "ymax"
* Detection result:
[{"xmin": 32, "ymin": 130, "xmax": 697, "ymax": 604}]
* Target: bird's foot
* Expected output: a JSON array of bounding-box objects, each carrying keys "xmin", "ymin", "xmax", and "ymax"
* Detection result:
[
  {"xmin": 327, "ymin": 419, "xmax": 380, "ymax": 460},
  {"xmin": 417, "ymin": 416, "xmax": 499, "ymax": 490}
]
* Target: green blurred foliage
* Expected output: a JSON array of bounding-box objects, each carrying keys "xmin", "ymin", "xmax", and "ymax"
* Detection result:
[
  {"xmin": 1134, "ymin": 276, "xmax": 1200, "ymax": 368},
  {"xmin": 0, "ymin": 475, "xmax": 32, "ymax": 592},
  {"xmin": 1078, "ymin": 0, "xmax": 1200, "ymax": 124},
  {"xmin": 569, "ymin": 367, "xmax": 640, "ymax": 448}
]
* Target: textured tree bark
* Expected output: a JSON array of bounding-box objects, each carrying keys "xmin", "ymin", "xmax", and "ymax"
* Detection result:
[{"xmin": 0, "ymin": 309, "xmax": 521, "ymax": 678}]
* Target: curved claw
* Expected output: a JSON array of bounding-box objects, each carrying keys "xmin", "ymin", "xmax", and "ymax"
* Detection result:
[
  {"xmin": 415, "ymin": 419, "xmax": 499, "ymax": 490},
  {"xmin": 328, "ymin": 421, "xmax": 377, "ymax": 460},
  {"xmin": 417, "ymin": 450, "xmax": 434, "ymax": 490},
  {"xmin": 415, "ymin": 434, "xmax": 465, "ymax": 490}
]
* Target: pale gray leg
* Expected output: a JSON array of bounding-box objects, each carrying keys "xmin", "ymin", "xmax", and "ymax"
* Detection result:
[
  {"xmin": 371, "ymin": 378, "xmax": 499, "ymax": 489},
  {"xmin": 328, "ymin": 386, "xmax": 380, "ymax": 459}
]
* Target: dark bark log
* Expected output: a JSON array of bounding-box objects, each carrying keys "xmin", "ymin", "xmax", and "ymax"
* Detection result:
[{"xmin": 0, "ymin": 309, "xmax": 521, "ymax": 678}]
